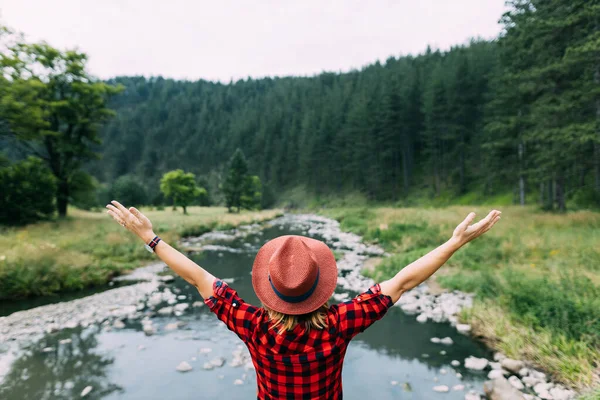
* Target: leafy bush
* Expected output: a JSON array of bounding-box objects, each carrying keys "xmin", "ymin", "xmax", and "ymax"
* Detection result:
[
  {"xmin": 111, "ymin": 174, "xmax": 148, "ymax": 207},
  {"xmin": 0, "ymin": 157, "xmax": 56, "ymax": 225}
]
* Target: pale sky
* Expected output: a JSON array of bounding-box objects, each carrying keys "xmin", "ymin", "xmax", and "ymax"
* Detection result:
[{"xmin": 1, "ymin": 0, "xmax": 506, "ymax": 82}]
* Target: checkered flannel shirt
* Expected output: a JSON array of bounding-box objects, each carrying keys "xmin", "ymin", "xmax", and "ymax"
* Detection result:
[{"xmin": 205, "ymin": 279, "xmax": 394, "ymax": 399}]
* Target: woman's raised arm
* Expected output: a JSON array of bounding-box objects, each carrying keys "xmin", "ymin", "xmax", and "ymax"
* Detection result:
[
  {"xmin": 106, "ymin": 200, "xmax": 216, "ymax": 299},
  {"xmin": 379, "ymin": 210, "xmax": 502, "ymax": 303}
]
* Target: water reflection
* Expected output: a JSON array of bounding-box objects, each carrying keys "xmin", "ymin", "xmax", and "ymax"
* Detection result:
[{"xmin": 0, "ymin": 326, "xmax": 122, "ymax": 399}]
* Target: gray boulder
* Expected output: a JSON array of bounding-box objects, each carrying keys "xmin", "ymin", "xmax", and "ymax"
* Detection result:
[{"xmin": 483, "ymin": 377, "xmax": 526, "ymax": 400}]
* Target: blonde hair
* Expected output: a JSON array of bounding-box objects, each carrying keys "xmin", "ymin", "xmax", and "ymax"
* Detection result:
[{"xmin": 264, "ymin": 303, "xmax": 329, "ymax": 335}]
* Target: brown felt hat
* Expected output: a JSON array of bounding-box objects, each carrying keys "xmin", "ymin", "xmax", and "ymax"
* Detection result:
[{"xmin": 252, "ymin": 235, "xmax": 338, "ymax": 315}]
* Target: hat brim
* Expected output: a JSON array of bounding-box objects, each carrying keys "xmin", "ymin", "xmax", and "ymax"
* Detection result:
[{"xmin": 252, "ymin": 235, "xmax": 338, "ymax": 315}]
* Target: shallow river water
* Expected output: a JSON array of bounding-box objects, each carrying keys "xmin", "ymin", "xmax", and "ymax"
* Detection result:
[{"xmin": 0, "ymin": 215, "xmax": 493, "ymax": 399}]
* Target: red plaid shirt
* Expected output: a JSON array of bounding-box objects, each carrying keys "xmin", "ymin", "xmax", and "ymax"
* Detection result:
[{"xmin": 205, "ymin": 279, "xmax": 394, "ymax": 399}]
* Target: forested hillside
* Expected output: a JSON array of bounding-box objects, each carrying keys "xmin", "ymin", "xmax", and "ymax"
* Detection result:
[{"xmin": 94, "ymin": 2, "xmax": 600, "ymax": 211}]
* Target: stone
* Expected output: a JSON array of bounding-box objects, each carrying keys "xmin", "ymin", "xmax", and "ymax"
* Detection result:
[
  {"xmin": 534, "ymin": 382, "xmax": 553, "ymax": 395},
  {"xmin": 430, "ymin": 337, "xmax": 441, "ymax": 343},
  {"xmin": 400, "ymin": 303, "xmax": 420, "ymax": 314},
  {"xmin": 42, "ymin": 347, "xmax": 54, "ymax": 353},
  {"xmin": 177, "ymin": 295, "xmax": 186, "ymax": 300},
  {"xmin": 440, "ymin": 337, "xmax": 454, "ymax": 345},
  {"xmin": 464, "ymin": 356, "xmax": 488, "ymax": 370},
  {"xmin": 483, "ymin": 377, "xmax": 526, "ymax": 400},
  {"xmin": 113, "ymin": 320, "xmax": 126, "ymax": 329},
  {"xmin": 199, "ymin": 347, "xmax": 212, "ymax": 354},
  {"xmin": 456, "ymin": 324, "xmax": 471, "ymax": 334},
  {"xmin": 549, "ymin": 387, "xmax": 575, "ymax": 400},
  {"xmin": 489, "ymin": 362, "xmax": 502, "ymax": 370},
  {"xmin": 192, "ymin": 301, "xmax": 204, "ymax": 308},
  {"xmin": 453, "ymin": 384, "xmax": 465, "ymax": 391},
  {"xmin": 157, "ymin": 307, "xmax": 173, "ymax": 316},
  {"xmin": 433, "ymin": 385, "xmax": 449, "ymax": 393},
  {"xmin": 456, "ymin": 373, "xmax": 463, "ymax": 379},
  {"xmin": 209, "ymin": 357, "xmax": 225, "ymax": 368},
  {"xmin": 416, "ymin": 313, "xmax": 428, "ymax": 323},
  {"xmin": 390, "ymin": 380, "xmax": 398, "ymax": 386},
  {"xmin": 465, "ymin": 391, "xmax": 481, "ymax": 400},
  {"xmin": 59, "ymin": 338, "xmax": 72, "ymax": 345},
  {"xmin": 488, "ymin": 370, "xmax": 506, "ymax": 379},
  {"xmin": 440, "ymin": 369, "xmax": 447, "ymax": 375},
  {"xmin": 176, "ymin": 361, "xmax": 192, "ymax": 372},
  {"xmin": 523, "ymin": 376, "xmax": 543, "ymax": 387},
  {"xmin": 174, "ymin": 303, "xmax": 189, "ymax": 313},
  {"xmin": 493, "ymin": 352, "xmax": 507, "ymax": 362},
  {"xmin": 234, "ymin": 379, "xmax": 244, "ymax": 385},
  {"xmin": 501, "ymin": 358, "xmax": 525, "ymax": 374},
  {"xmin": 203, "ymin": 362, "xmax": 214, "ymax": 370},
  {"xmin": 160, "ymin": 275, "xmax": 175, "ymax": 282},
  {"xmin": 439, "ymin": 350, "xmax": 447, "ymax": 355},
  {"xmin": 529, "ymin": 370, "xmax": 547, "ymax": 381},
  {"xmin": 451, "ymin": 360, "xmax": 461, "ymax": 367},
  {"xmin": 519, "ymin": 367, "xmax": 530, "ymax": 377},
  {"xmin": 80, "ymin": 386, "xmax": 93, "ymax": 397},
  {"xmin": 522, "ymin": 395, "xmax": 535, "ymax": 400},
  {"xmin": 142, "ymin": 324, "xmax": 155, "ymax": 336},
  {"xmin": 508, "ymin": 376, "xmax": 525, "ymax": 390}
]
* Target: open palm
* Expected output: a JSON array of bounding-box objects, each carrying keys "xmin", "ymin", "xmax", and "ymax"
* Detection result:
[{"xmin": 452, "ymin": 210, "xmax": 501, "ymax": 246}]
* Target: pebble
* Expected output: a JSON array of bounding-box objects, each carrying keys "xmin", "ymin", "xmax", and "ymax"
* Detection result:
[
  {"xmin": 456, "ymin": 324, "xmax": 471, "ymax": 334},
  {"xmin": 234, "ymin": 379, "xmax": 244, "ymax": 385},
  {"xmin": 453, "ymin": 384, "xmax": 465, "ymax": 391},
  {"xmin": 177, "ymin": 295, "xmax": 186, "ymax": 300},
  {"xmin": 113, "ymin": 320, "xmax": 126, "ymax": 329},
  {"xmin": 440, "ymin": 337, "xmax": 453, "ymax": 345},
  {"xmin": 430, "ymin": 337, "xmax": 441, "ymax": 343},
  {"xmin": 465, "ymin": 391, "xmax": 481, "ymax": 400},
  {"xmin": 508, "ymin": 375, "xmax": 525, "ymax": 390},
  {"xmin": 390, "ymin": 380, "xmax": 398, "ymax": 386},
  {"xmin": 439, "ymin": 350, "xmax": 447, "ymax": 355},
  {"xmin": 199, "ymin": 347, "xmax": 212, "ymax": 354},
  {"xmin": 488, "ymin": 369, "xmax": 506, "ymax": 379},
  {"xmin": 174, "ymin": 303, "xmax": 189, "ymax": 313},
  {"xmin": 440, "ymin": 369, "xmax": 447, "ymax": 375},
  {"xmin": 192, "ymin": 301, "xmax": 204, "ymax": 308},
  {"xmin": 433, "ymin": 385, "xmax": 449, "ymax": 393},
  {"xmin": 42, "ymin": 347, "xmax": 54, "ymax": 353},
  {"xmin": 464, "ymin": 356, "xmax": 488, "ymax": 370},
  {"xmin": 59, "ymin": 338, "xmax": 72, "ymax": 345},
  {"xmin": 501, "ymin": 358, "xmax": 525, "ymax": 374},
  {"xmin": 80, "ymin": 386, "xmax": 93, "ymax": 397},
  {"xmin": 451, "ymin": 360, "xmax": 460, "ymax": 367},
  {"xmin": 176, "ymin": 361, "xmax": 193, "ymax": 372},
  {"xmin": 416, "ymin": 314, "xmax": 428, "ymax": 323},
  {"xmin": 157, "ymin": 307, "xmax": 173, "ymax": 315}
]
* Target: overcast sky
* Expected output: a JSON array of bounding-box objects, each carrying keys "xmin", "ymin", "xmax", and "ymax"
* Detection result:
[{"xmin": 1, "ymin": 1, "xmax": 506, "ymax": 82}]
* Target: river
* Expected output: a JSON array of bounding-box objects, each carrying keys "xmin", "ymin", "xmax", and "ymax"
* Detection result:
[{"xmin": 0, "ymin": 214, "xmax": 492, "ymax": 399}]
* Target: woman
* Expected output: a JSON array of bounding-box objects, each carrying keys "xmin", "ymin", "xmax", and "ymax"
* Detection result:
[{"xmin": 106, "ymin": 201, "xmax": 501, "ymax": 399}]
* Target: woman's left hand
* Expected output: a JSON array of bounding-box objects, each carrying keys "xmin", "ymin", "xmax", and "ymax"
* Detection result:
[{"xmin": 106, "ymin": 200, "xmax": 156, "ymax": 243}]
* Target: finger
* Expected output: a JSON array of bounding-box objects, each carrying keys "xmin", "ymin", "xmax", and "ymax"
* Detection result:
[
  {"xmin": 111, "ymin": 200, "xmax": 130, "ymax": 216},
  {"xmin": 473, "ymin": 210, "xmax": 496, "ymax": 230},
  {"xmin": 483, "ymin": 215, "xmax": 501, "ymax": 232},
  {"xmin": 107, "ymin": 210, "xmax": 123, "ymax": 224},
  {"xmin": 459, "ymin": 212, "xmax": 476, "ymax": 230},
  {"xmin": 106, "ymin": 204, "xmax": 122, "ymax": 217}
]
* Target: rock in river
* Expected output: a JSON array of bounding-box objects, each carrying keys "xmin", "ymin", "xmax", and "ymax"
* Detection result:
[
  {"xmin": 80, "ymin": 386, "xmax": 93, "ymax": 397},
  {"xmin": 433, "ymin": 385, "xmax": 449, "ymax": 393},
  {"xmin": 484, "ymin": 377, "xmax": 525, "ymax": 400},
  {"xmin": 464, "ymin": 356, "xmax": 488, "ymax": 370},
  {"xmin": 500, "ymin": 358, "xmax": 525, "ymax": 374},
  {"xmin": 176, "ymin": 361, "xmax": 193, "ymax": 372}
]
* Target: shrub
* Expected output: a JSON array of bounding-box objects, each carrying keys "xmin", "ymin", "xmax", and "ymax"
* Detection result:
[{"xmin": 0, "ymin": 157, "xmax": 56, "ymax": 225}]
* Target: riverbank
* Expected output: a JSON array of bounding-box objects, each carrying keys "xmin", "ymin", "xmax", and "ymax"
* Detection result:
[
  {"xmin": 0, "ymin": 207, "xmax": 282, "ymax": 299},
  {"xmin": 319, "ymin": 206, "xmax": 600, "ymax": 394}
]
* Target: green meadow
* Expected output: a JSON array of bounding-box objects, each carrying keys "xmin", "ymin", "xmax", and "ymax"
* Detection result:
[
  {"xmin": 321, "ymin": 206, "xmax": 600, "ymax": 391},
  {"xmin": 0, "ymin": 207, "xmax": 281, "ymax": 299}
]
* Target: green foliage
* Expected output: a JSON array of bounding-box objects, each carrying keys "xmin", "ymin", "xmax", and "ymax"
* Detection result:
[
  {"xmin": 159, "ymin": 169, "xmax": 206, "ymax": 214},
  {"xmin": 111, "ymin": 175, "xmax": 148, "ymax": 207},
  {"xmin": 222, "ymin": 149, "xmax": 262, "ymax": 212},
  {"xmin": 0, "ymin": 32, "xmax": 122, "ymax": 217},
  {"xmin": 0, "ymin": 157, "xmax": 56, "ymax": 225}
]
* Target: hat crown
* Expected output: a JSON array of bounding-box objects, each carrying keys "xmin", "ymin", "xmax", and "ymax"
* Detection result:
[{"xmin": 268, "ymin": 236, "xmax": 319, "ymax": 297}]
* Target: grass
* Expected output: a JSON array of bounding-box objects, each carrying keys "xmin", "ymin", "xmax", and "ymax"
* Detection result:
[
  {"xmin": 320, "ymin": 205, "xmax": 600, "ymax": 392},
  {"xmin": 0, "ymin": 206, "xmax": 282, "ymax": 299}
]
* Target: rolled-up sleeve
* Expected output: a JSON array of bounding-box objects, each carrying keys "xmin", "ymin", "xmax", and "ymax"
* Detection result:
[
  {"xmin": 205, "ymin": 279, "xmax": 260, "ymax": 342},
  {"xmin": 333, "ymin": 283, "xmax": 394, "ymax": 340}
]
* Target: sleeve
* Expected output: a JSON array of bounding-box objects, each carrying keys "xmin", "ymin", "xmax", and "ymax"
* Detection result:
[
  {"xmin": 334, "ymin": 283, "xmax": 394, "ymax": 340},
  {"xmin": 204, "ymin": 279, "xmax": 260, "ymax": 342}
]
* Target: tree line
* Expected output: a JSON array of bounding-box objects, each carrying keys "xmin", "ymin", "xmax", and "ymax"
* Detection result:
[{"xmin": 1, "ymin": 0, "xmax": 599, "ymax": 225}]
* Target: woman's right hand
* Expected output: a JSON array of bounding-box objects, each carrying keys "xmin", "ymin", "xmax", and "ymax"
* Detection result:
[
  {"xmin": 451, "ymin": 210, "xmax": 502, "ymax": 247},
  {"xmin": 106, "ymin": 200, "xmax": 156, "ymax": 243}
]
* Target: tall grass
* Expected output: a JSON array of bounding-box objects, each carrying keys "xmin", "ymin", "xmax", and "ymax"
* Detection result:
[
  {"xmin": 322, "ymin": 205, "xmax": 600, "ymax": 390},
  {"xmin": 0, "ymin": 207, "xmax": 282, "ymax": 299}
]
